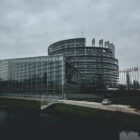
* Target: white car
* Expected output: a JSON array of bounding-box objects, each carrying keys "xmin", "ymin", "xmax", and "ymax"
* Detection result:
[{"xmin": 102, "ymin": 99, "xmax": 112, "ymax": 105}]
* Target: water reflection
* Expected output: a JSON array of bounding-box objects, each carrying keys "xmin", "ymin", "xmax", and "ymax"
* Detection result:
[
  {"xmin": 0, "ymin": 107, "xmax": 140, "ymax": 140},
  {"xmin": 120, "ymin": 131, "xmax": 140, "ymax": 140}
]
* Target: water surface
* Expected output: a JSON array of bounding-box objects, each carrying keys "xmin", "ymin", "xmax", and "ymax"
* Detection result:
[{"xmin": 0, "ymin": 107, "xmax": 139, "ymax": 140}]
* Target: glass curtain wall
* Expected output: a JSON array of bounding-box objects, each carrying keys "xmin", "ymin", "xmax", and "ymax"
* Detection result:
[{"xmin": 0, "ymin": 55, "xmax": 65, "ymax": 97}]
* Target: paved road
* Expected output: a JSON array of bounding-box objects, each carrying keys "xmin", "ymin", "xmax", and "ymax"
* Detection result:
[{"xmin": 62, "ymin": 100, "xmax": 140, "ymax": 116}]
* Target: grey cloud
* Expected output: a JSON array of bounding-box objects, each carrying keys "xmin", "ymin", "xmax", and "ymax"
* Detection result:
[{"xmin": 0, "ymin": 0, "xmax": 140, "ymax": 70}]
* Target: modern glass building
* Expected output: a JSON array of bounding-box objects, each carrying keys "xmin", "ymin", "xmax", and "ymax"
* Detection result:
[
  {"xmin": 0, "ymin": 55, "xmax": 77, "ymax": 96},
  {"xmin": 0, "ymin": 37, "xmax": 119, "ymax": 97},
  {"xmin": 48, "ymin": 38, "xmax": 119, "ymax": 90}
]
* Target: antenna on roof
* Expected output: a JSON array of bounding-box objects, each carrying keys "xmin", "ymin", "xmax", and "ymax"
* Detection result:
[{"xmin": 82, "ymin": 31, "xmax": 84, "ymax": 38}]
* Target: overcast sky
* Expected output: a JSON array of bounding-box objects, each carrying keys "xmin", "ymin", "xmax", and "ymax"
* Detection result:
[{"xmin": 0, "ymin": 0, "xmax": 140, "ymax": 70}]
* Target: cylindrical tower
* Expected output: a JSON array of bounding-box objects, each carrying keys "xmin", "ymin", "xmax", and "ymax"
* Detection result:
[{"xmin": 48, "ymin": 38, "xmax": 118, "ymax": 89}]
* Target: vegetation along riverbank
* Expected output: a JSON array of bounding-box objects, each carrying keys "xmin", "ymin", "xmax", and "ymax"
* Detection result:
[
  {"xmin": 1, "ymin": 96, "xmax": 140, "ymax": 132},
  {"xmin": 45, "ymin": 103, "xmax": 140, "ymax": 131},
  {"xmin": 0, "ymin": 97, "xmax": 40, "ymax": 111}
]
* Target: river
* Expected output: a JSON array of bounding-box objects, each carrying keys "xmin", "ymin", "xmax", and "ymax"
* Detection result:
[{"xmin": 0, "ymin": 107, "xmax": 140, "ymax": 140}]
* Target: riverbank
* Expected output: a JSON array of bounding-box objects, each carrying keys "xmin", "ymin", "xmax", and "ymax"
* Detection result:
[
  {"xmin": 1, "ymin": 96, "xmax": 140, "ymax": 131},
  {"xmin": 45, "ymin": 103, "xmax": 140, "ymax": 131},
  {"xmin": 0, "ymin": 97, "xmax": 40, "ymax": 111}
]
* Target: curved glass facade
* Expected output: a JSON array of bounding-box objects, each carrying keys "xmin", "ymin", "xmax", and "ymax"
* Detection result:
[{"xmin": 48, "ymin": 38, "xmax": 119, "ymax": 89}]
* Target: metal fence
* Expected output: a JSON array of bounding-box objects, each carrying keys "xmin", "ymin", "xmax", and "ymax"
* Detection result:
[{"xmin": 119, "ymin": 67, "xmax": 140, "ymax": 90}]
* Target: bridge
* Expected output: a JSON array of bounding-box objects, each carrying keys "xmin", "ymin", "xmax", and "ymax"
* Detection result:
[{"xmin": 40, "ymin": 95, "xmax": 64, "ymax": 110}]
